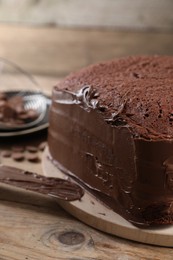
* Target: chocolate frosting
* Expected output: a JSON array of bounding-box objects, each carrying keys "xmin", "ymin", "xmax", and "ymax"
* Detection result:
[
  {"xmin": 48, "ymin": 56, "xmax": 173, "ymax": 227},
  {"xmin": 0, "ymin": 165, "xmax": 84, "ymax": 201},
  {"xmin": 57, "ymin": 56, "xmax": 173, "ymax": 139}
]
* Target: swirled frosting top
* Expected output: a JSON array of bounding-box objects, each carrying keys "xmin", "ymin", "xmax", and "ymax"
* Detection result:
[{"xmin": 55, "ymin": 56, "xmax": 173, "ymax": 139}]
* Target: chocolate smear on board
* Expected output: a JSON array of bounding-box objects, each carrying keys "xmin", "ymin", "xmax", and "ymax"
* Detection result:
[{"xmin": 0, "ymin": 165, "xmax": 84, "ymax": 201}]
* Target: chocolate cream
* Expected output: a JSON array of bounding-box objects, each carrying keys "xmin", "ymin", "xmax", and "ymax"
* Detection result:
[
  {"xmin": 48, "ymin": 85, "xmax": 173, "ymax": 227},
  {"xmin": 0, "ymin": 165, "xmax": 84, "ymax": 201}
]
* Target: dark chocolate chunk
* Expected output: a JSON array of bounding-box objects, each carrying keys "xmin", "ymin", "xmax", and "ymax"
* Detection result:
[
  {"xmin": 26, "ymin": 153, "xmax": 40, "ymax": 163},
  {"xmin": 38, "ymin": 141, "xmax": 47, "ymax": 151},
  {"xmin": 12, "ymin": 146, "xmax": 25, "ymax": 152},
  {"xmin": 0, "ymin": 92, "xmax": 7, "ymax": 100},
  {"xmin": 12, "ymin": 152, "xmax": 25, "ymax": 161},
  {"xmin": 1, "ymin": 150, "xmax": 12, "ymax": 158},
  {"xmin": 26, "ymin": 146, "xmax": 38, "ymax": 153},
  {"xmin": 0, "ymin": 92, "xmax": 39, "ymax": 126}
]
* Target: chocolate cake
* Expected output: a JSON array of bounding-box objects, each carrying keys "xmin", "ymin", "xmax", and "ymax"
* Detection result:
[{"xmin": 48, "ymin": 56, "xmax": 173, "ymax": 227}]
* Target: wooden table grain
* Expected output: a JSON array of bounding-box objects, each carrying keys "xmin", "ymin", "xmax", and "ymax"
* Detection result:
[{"xmin": 0, "ymin": 24, "xmax": 173, "ymax": 259}]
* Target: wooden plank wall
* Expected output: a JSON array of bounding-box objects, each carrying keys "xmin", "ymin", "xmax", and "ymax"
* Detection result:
[
  {"xmin": 0, "ymin": 0, "xmax": 172, "ymax": 31},
  {"xmin": 0, "ymin": 25, "xmax": 173, "ymax": 79}
]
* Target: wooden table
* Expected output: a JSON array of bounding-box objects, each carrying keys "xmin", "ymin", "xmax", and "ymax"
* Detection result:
[{"xmin": 0, "ymin": 24, "xmax": 173, "ymax": 259}]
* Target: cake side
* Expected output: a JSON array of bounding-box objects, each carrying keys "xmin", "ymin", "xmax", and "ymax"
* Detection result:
[
  {"xmin": 48, "ymin": 56, "xmax": 173, "ymax": 227},
  {"xmin": 48, "ymin": 92, "xmax": 137, "ymax": 224},
  {"xmin": 48, "ymin": 89, "xmax": 173, "ymax": 226}
]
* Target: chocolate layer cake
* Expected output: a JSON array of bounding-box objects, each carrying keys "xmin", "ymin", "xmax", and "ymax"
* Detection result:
[{"xmin": 48, "ymin": 56, "xmax": 173, "ymax": 227}]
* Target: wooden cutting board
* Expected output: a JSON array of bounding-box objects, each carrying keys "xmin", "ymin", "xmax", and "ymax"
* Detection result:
[{"xmin": 42, "ymin": 147, "xmax": 173, "ymax": 247}]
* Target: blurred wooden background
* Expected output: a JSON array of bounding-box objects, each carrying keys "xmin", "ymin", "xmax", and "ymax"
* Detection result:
[
  {"xmin": 0, "ymin": 25, "xmax": 173, "ymax": 78},
  {"xmin": 0, "ymin": 0, "xmax": 172, "ymax": 83},
  {"xmin": 0, "ymin": 0, "xmax": 173, "ymax": 31}
]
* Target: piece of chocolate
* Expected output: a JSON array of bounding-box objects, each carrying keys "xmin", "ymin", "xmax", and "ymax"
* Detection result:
[
  {"xmin": 26, "ymin": 109, "xmax": 38, "ymax": 120},
  {"xmin": 26, "ymin": 153, "xmax": 40, "ymax": 163},
  {"xmin": 12, "ymin": 152, "xmax": 25, "ymax": 161},
  {"xmin": 26, "ymin": 146, "xmax": 38, "ymax": 153},
  {"xmin": 0, "ymin": 92, "xmax": 39, "ymax": 126},
  {"xmin": 2, "ymin": 105, "xmax": 16, "ymax": 120},
  {"xmin": 12, "ymin": 146, "xmax": 25, "ymax": 153},
  {"xmin": 0, "ymin": 92, "xmax": 7, "ymax": 100},
  {"xmin": 48, "ymin": 55, "xmax": 173, "ymax": 227},
  {"xmin": 0, "ymin": 100, "xmax": 6, "ymax": 108},
  {"xmin": 38, "ymin": 141, "xmax": 47, "ymax": 151},
  {"xmin": 0, "ymin": 150, "xmax": 12, "ymax": 158}
]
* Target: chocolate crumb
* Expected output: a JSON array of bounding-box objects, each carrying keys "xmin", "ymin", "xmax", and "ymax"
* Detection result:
[
  {"xmin": 38, "ymin": 141, "xmax": 47, "ymax": 151},
  {"xmin": 1, "ymin": 150, "xmax": 12, "ymax": 158},
  {"xmin": 0, "ymin": 92, "xmax": 39, "ymax": 126},
  {"xmin": 26, "ymin": 109, "xmax": 38, "ymax": 120},
  {"xmin": 12, "ymin": 146, "xmax": 25, "ymax": 152},
  {"xmin": 26, "ymin": 153, "xmax": 40, "ymax": 163},
  {"xmin": 0, "ymin": 92, "xmax": 7, "ymax": 100},
  {"xmin": 26, "ymin": 146, "xmax": 38, "ymax": 153},
  {"xmin": 12, "ymin": 152, "xmax": 25, "ymax": 161},
  {"xmin": 0, "ymin": 100, "xmax": 6, "ymax": 107},
  {"xmin": 98, "ymin": 212, "xmax": 106, "ymax": 216}
]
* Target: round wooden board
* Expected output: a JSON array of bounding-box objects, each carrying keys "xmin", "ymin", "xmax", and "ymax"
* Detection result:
[{"xmin": 42, "ymin": 147, "xmax": 173, "ymax": 247}]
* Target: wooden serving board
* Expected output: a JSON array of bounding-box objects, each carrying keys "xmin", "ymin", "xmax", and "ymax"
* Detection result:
[{"xmin": 42, "ymin": 147, "xmax": 173, "ymax": 247}]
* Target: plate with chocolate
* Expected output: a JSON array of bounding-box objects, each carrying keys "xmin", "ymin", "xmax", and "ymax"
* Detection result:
[
  {"xmin": 0, "ymin": 91, "xmax": 50, "ymax": 137},
  {"xmin": 0, "ymin": 58, "xmax": 50, "ymax": 136}
]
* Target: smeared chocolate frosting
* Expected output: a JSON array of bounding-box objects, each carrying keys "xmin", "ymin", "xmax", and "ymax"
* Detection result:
[
  {"xmin": 0, "ymin": 165, "xmax": 84, "ymax": 201},
  {"xmin": 48, "ymin": 56, "xmax": 173, "ymax": 227},
  {"xmin": 57, "ymin": 55, "xmax": 173, "ymax": 139}
]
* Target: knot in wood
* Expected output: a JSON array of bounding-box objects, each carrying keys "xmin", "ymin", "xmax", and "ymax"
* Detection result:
[{"xmin": 58, "ymin": 231, "xmax": 85, "ymax": 246}]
